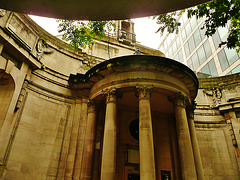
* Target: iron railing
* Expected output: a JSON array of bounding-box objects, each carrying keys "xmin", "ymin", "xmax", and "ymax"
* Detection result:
[{"xmin": 117, "ymin": 29, "xmax": 136, "ymax": 43}]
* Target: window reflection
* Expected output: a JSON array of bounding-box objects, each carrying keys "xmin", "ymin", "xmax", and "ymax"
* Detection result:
[
  {"xmin": 232, "ymin": 65, "xmax": 240, "ymax": 74},
  {"xmin": 218, "ymin": 49, "xmax": 229, "ymax": 71},
  {"xmin": 224, "ymin": 48, "xmax": 238, "ymax": 65}
]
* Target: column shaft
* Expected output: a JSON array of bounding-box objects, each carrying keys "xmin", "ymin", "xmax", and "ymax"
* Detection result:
[
  {"xmin": 137, "ymin": 85, "xmax": 156, "ymax": 180},
  {"xmin": 173, "ymin": 94, "xmax": 197, "ymax": 179},
  {"xmin": 81, "ymin": 101, "xmax": 96, "ymax": 180},
  {"xmin": 188, "ymin": 111, "xmax": 204, "ymax": 180},
  {"xmin": 101, "ymin": 89, "xmax": 117, "ymax": 180}
]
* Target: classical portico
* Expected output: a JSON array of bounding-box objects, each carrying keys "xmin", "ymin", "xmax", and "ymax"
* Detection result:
[{"xmin": 69, "ymin": 55, "xmax": 201, "ymax": 180}]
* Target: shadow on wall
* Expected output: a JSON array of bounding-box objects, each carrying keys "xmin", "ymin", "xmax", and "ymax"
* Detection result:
[{"xmin": 0, "ymin": 70, "xmax": 15, "ymax": 131}]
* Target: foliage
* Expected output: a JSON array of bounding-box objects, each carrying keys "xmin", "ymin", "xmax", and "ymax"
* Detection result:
[
  {"xmin": 154, "ymin": 0, "xmax": 240, "ymax": 51},
  {"xmin": 82, "ymin": 55, "xmax": 96, "ymax": 70},
  {"xmin": 153, "ymin": 10, "xmax": 184, "ymax": 36},
  {"xmin": 57, "ymin": 20, "xmax": 115, "ymax": 49}
]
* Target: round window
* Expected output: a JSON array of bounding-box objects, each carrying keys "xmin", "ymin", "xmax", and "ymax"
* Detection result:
[{"xmin": 129, "ymin": 119, "xmax": 139, "ymax": 140}]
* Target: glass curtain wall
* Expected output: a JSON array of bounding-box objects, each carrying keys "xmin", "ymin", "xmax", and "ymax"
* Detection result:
[{"xmin": 159, "ymin": 13, "xmax": 240, "ymax": 77}]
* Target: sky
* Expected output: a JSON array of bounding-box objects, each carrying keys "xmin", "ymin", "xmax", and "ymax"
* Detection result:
[{"xmin": 29, "ymin": 15, "xmax": 163, "ymax": 49}]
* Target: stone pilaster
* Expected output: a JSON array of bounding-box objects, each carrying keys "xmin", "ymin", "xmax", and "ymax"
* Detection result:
[
  {"xmin": 73, "ymin": 97, "xmax": 88, "ymax": 179},
  {"xmin": 187, "ymin": 105, "xmax": 204, "ymax": 180},
  {"xmin": 101, "ymin": 88, "xmax": 118, "ymax": 180},
  {"xmin": 169, "ymin": 92, "xmax": 197, "ymax": 179},
  {"xmin": 65, "ymin": 99, "xmax": 82, "ymax": 179},
  {"xmin": 80, "ymin": 100, "xmax": 96, "ymax": 180},
  {"xmin": 136, "ymin": 85, "xmax": 156, "ymax": 180}
]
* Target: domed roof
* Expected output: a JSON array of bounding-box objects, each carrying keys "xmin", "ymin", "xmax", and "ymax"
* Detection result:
[{"xmin": 69, "ymin": 55, "xmax": 198, "ymax": 101}]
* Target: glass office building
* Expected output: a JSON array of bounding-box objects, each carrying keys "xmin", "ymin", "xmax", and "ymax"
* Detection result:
[{"xmin": 158, "ymin": 13, "xmax": 240, "ymax": 78}]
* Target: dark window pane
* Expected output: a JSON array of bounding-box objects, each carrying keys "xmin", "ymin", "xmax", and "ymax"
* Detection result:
[
  {"xmin": 218, "ymin": 50, "xmax": 229, "ymax": 71},
  {"xmin": 192, "ymin": 52, "xmax": 200, "ymax": 70},
  {"xmin": 197, "ymin": 45, "xmax": 206, "ymax": 65},
  {"xmin": 203, "ymin": 40, "xmax": 212, "ymax": 59},
  {"xmin": 208, "ymin": 59, "xmax": 218, "ymax": 76},
  {"xmin": 224, "ymin": 48, "xmax": 238, "ymax": 65}
]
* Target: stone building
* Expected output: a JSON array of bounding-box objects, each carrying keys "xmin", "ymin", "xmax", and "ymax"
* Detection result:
[{"xmin": 0, "ymin": 10, "xmax": 240, "ymax": 180}]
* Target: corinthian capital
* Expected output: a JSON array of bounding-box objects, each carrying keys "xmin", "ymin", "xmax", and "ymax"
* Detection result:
[
  {"xmin": 136, "ymin": 85, "xmax": 153, "ymax": 99},
  {"xmin": 168, "ymin": 92, "xmax": 189, "ymax": 108},
  {"xmin": 87, "ymin": 100, "xmax": 95, "ymax": 113},
  {"xmin": 102, "ymin": 87, "xmax": 122, "ymax": 103}
]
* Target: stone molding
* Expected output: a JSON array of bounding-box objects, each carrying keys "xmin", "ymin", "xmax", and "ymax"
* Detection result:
[
  {"xmin": 36, "ymin": 39, "xmax": 54, "ymax": 60},
  {"xmin": 70, "ymin": 55, "xmax": 198, "ymax": 102},
  {"xmin": 168, "ymin": 92, "xmax": 189, "ymax": 108},
  {"xmin": 187, "ymin": 101, "xmax": 197, "ymax": 119},
  {"xmin": 0, "ymin": 9, "xmax": 6, "ymax": 17},
  {"xmin": 81, "ymin": 97, "xmax": 89, "ymax": 104},
  {"xmin": 203, "ymin": 87, "xmax": 222, "ymax": 107},
  {"xmin": 75, "ymin": 99, "xmax": 82, "ymax": 104},
  {"xmin": 15, "ymin": 78, "xmax": 29, "ymax": 111},
  {"xmin": 136, "ymin": 85, "xmax": 153, "ymax": 100},
  {"xmin": 87, "ymin": 100, "xmax": 95, "ymax": 113}
]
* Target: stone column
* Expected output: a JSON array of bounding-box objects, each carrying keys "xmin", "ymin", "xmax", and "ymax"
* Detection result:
[
  {"xmin": 136, "ymin": 85, "xmax": 156, "ymax": 180},
  {"xmin": 101, "ymin": 88, "xmax": 118, "ymax": 180},
  {"xmin": 169, "ymin": 92, "xmax": 197, "ymax": 179},
  {"xmin": 81, "ymin": 100, "xmax": 96, "ymax": 180},
  {"xmin": 187, "ymin": 107, "xmax": 204, "ymax": 180}
]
